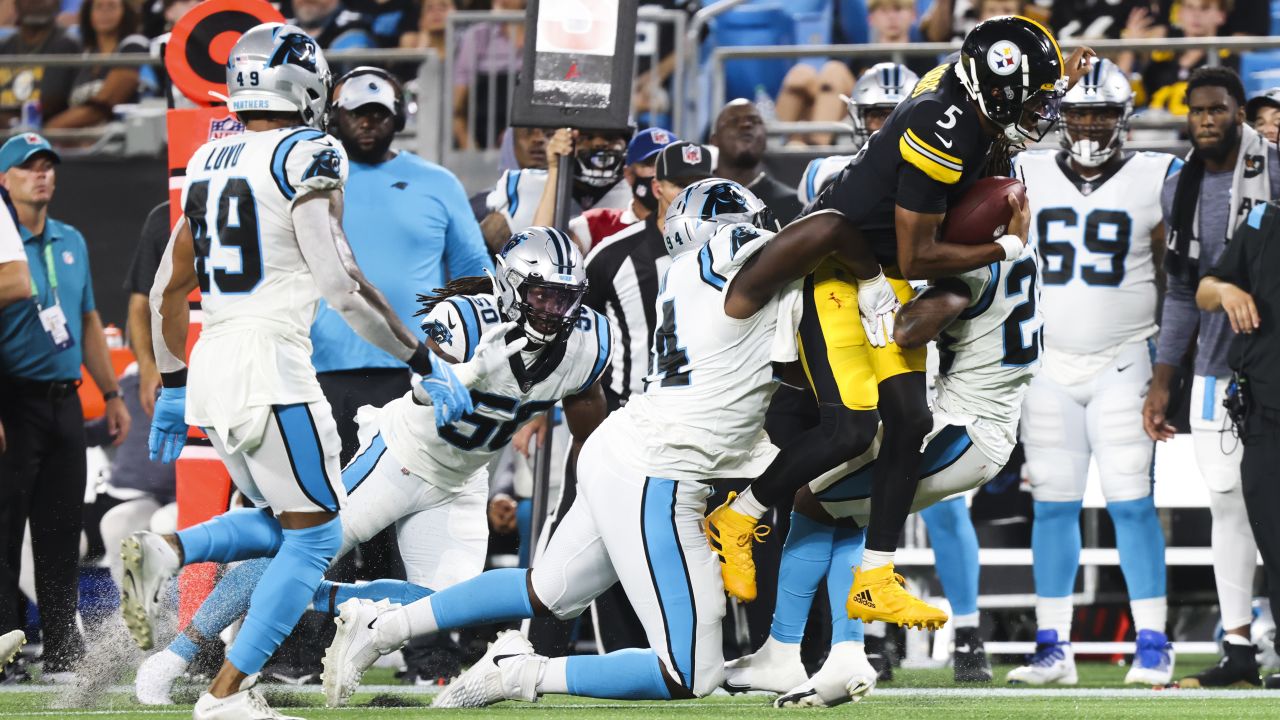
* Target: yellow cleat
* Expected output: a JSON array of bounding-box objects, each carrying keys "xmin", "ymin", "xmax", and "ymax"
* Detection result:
[
  {"xmin": 846, "ymin": 564, "xmax": 949, "ymax": 630},
  {"xmin": 705, "ymin": 492, "xmax": 770, "ymax": 602}
]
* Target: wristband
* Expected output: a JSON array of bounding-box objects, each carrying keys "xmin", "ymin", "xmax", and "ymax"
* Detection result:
[
  {"xmin": 102, "ymin": 389, "xmax": 121, "ymax": 402},
  {"xmin": 160, "ymin": 369, "xmax": 187, "ymax": 389},
  {"xmin": 407, "ymin": 343, "xmax": 434, "ymax": 377},
  {"xmin": 995, "ymin": 234, "xmax": 1024, "ymax": 261}
]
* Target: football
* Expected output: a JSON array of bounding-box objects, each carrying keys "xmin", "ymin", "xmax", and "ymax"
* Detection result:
[{"xmin": 939, "ymin": 177, "xmax": 1027, "ymax": 245}]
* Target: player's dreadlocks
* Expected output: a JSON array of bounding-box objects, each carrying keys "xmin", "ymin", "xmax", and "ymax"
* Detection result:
[
  {"xmin": 982, "ymin": 137, "xmax": 1019, "ymax": 178},
  {"xmin": 414, "ymin": 276, "xmax": 495, "ymax": 317}
]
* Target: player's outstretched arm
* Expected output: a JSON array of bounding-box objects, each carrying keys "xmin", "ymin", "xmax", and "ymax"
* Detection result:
[
  {"xmin": 726, "ymin": 211, "xmax": 881, "ymax": 319},
  {"xmin": 892, "ymin": 278, "xmax": 972, "ymax": 348}
]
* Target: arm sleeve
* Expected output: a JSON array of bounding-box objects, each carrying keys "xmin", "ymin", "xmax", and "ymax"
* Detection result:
[
  {"xmin": 421, "ymin": 299, "xmax": 475, "ymax": 362},
  {"xmin": 125, "ymin": 203, "xmax": 170, "ymax": 294},
  {"xmin": 1155, "ymin": 270, "xmax": 1199, "ymax": 366},
  {"xmin": 440, "ymin": 173, "xmax": 493, "ymax": 280},
  {"xmin": 273, "ymin": 132, "xmax": 348, "ymax": 203}
]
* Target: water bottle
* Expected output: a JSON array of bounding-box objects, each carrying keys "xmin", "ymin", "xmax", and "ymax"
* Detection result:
[{"xmin": 21, "ymin": 99, "xmax": 41, "ymax": 130}]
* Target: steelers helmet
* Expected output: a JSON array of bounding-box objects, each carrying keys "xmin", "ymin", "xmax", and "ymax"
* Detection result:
[
  {"xmin": 1059, "ymin": 58, "xmax": 1133, "ymax": 168},
  {"xmin": 955, "ymin": 15, "xmax": 1067, "ymax": 144},
  {"xmin": 844, "ymin": 63, "xmax": 919, "ymax": 146},
  {"xmin": 663, "ymin": 179, "xmax": 775, "ymax": 259},
  {"xmin": 226, "ymin": 23, "xmax": 331, "ymax": 129},
  {"xmin": 491, "ymin": 227, "xmax": 587, "ymax": 346}
]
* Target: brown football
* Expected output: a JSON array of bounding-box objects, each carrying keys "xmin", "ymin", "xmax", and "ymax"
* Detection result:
[{"xmin": 939, "ymin": 177, "xmax": 1027, "ymax": 245}]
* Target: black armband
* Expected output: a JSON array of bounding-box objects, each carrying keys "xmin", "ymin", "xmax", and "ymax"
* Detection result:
[
  {"xmin": 160, "ymin": 369, "xmax": 188, "ymax": 389},
  {"xmin": 407, "ymin": 343, "xmax": 435, "ymax": 377}
]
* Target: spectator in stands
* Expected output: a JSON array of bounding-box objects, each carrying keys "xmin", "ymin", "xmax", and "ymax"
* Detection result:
[
  {"xmin": 710, "ymin": 99, "xmax": 803, "ymax": 225},
  {"xmin": 1035, "ymin": 0, "xmax": 1167, "ymax": 41},
  {"xmin": 0, "ymin": 0, "xmax": 81, "ymax": 128},
  {"xmin": 346, "ymin": 0, "xmax": 420, "ymax": 48},
  {"xmin": 568, "ymin": 127, "xmax": 679, "ymax": 252},
  {"xmin": 400, "ymin": 0, "xmax": 453, "ymax": 56},
  {"xmin": 943, "ymin": 0, "xmax": 1031, "ymax": 40},
  {"xmin": 1140, "ymin": 0, "xmax": 1235, "ymax": 115},
  {"xmin": 452, "ymin": 0, "xmax": 525, "ymax": 150},
  {"xmin": 293, "ymin": 0, "xmax": 376, "ymax": 51},
  {"xmin": 43, "ymin": 0, "xmax": 148, "ymax": 129},
  {"xmin": 0, "ymin": 133, "xmax": 130, "ymax": 682},
  {"xmin": 1246, "ymin": 88, "xmax": 1280, "ymax": 144}
]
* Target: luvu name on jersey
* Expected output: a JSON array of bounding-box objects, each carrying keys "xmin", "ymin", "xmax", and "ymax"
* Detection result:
[{"xmin": 368, "ymin": 293, "xmax": 612, "ymax": 492}]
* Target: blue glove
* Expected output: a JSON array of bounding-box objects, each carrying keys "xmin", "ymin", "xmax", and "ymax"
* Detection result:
[
  {"xmin": 149, "ymin": 386, "xmax": 189, "ymax": 464},
  {"xmin": 419, "ymin": 352, "xmax": 474, "ymax": 427}
]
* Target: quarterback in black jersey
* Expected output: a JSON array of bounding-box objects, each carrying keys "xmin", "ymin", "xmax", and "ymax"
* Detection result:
[{"xmin": 706, "ymin": 16, "xmax": 1096, "ymax": 631}]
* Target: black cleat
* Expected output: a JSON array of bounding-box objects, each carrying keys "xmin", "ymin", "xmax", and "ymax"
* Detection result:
[
  {"xmin": 1179, "ymin": 641, "xmax": 1261, "ymax": 688},
  {"xmin": 953, "ymin": 627, "xmax": 993, "ymax": 682},
  {"xmin": 1265, "ymin": 673, "xmax": 1280, "ymax": 689}
]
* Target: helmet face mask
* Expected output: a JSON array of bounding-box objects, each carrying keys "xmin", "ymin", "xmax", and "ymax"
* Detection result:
[
  {"xmin": 845, "ymin": 63, "xmax": 919, "ymax": 146},
  {"xmin": 491, "ymin": 227, "xmax": 587, "ymax": 346},
  {"xmin": 226, "ymin": 23, "xmax": 332, "ymax": 129},
  {"xmin": 1057, "ymin": 58, "xmax": 1133, "ymax": 168},
  {"xmin": 574, "ymin": 146, "xmax": 626, "ymax": 189}
]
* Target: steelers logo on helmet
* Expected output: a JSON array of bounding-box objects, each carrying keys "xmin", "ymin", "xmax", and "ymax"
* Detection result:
[
  {"xmin": 491, "ymin": 227, "xmax": 588, "ymax": 346},
  {"xmin": 987, "ymin": 40, "xmax": 1022, "ymax": 77}
]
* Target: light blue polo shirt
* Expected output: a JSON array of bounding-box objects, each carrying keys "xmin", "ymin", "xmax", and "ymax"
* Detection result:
[
  {"xmin": 311, "ymin": 151, "xmax": 493, "ymax": 373},
  {"xmin": 0, "ymin": 218, "xmax": 95, "ymax": 381}
]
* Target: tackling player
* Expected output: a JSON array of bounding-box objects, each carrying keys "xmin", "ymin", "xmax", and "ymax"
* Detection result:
[
  {"xmin": 707, "ymin": 16, "xmax": 1090, "ymax": 631},
  {"xmin": 1010, "ymin": 58, "xmax": 1179, "ymax": 687},
  {"xmin": 140, "ymin": 23, "xmax": 476, "ymax": 719}
]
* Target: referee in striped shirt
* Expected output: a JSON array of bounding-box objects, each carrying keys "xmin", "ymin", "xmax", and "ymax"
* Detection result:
[{"xmin": 582, "ymin": 141, "xmax": 713, "ymax": 410}]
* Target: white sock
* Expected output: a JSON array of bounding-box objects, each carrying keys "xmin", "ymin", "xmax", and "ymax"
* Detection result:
[
  {"xmin": 1035, "ymin": 596, "xmax": 1073, "ymax": 641},
  {"xmin": 1224, "ymin": 632, "xmax": 1253, "ymax": 647},
  {"xmin": 379, "ymin": 604, "xmax": 427, "ymax": 652},
  {"xmin": 827, "ymin": 640, "xmax": 865, "ymax": 664},
  {"xmin": 951, "ymin": 612, "xmax": 980, "ymax": 629},
  {"xmin": 763, "ymin": 635, "xmax": 802, "ymax": 658},
  {"xmin": 730, "ymin": 488, "xmax": 768, "ymax": 520},
  {"xmin": 537, "ymin": 656, "xmax": 568, "ymax": 695},
  {"xmin": 1130, "ymin": 597, "xmax": 1167, "ymax": 633},
  {"xmin": 860, "ymin": 549, "xmax": 894, "ymax": 572}
]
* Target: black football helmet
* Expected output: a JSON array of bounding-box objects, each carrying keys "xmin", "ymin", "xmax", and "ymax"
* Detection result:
[{"xmin": 955, "ymin": 15, "xmax": 1067, "ymax": 144}]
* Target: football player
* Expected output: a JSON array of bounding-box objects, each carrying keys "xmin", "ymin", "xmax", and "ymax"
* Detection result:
[
  {"xmin": 706, "ymin": 16, "xmax": 1090, "ymax": 632},
  {"xmin": 131, "ymin": 228, "xmax": 612, "ymax": 706},
  {"xmin": 318, "ymin": 178, "xmax": 891, "ymax": 708},
  {"xmin": 1010, "ymin": 58, "xmax": 1180, "ymax": 686},
  {"xmin": 725, "ymin": 201, "xmax": 1040, "ymax": 707},
  {"xmin": 140, "ymin": 23, "xmax": 478, "ymax": 719}
]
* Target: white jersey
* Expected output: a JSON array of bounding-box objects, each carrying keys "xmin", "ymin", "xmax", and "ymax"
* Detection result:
[
  {"xmin": 932, "ymin": 245, "xmax": 1042, "ymax": 462},
  {"xmin": 370, "ymin": 293, "xmax": 613, "ymax": 492},
  {"xmin": 181, "ymin": 127, "xmax": 348, "ymax": 441},
  {"xmin": 796, "ymin": 155, "xmax": 855, "ymax": 206},
  {"xmin": 1015, "ymin": 149, "xmax": 1177, "ymax": 360},
  {"xmin": 485, "ymin": 168, "xmax": 632, "ymax": 234},
  {"xmin": 606, "ymin": 223, "xmax": 799, "ymax": 481}
]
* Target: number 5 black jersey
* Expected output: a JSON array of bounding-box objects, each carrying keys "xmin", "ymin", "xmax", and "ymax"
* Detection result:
[{"xmin": 807, "ymin": 63, "xmax": 995, "ymax": 265}]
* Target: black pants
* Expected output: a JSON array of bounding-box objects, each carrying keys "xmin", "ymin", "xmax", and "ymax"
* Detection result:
[
  {"xmin": 0, "ymin": 381, "xmax": 87, "ymax": 670},
  {"xmin": 1241, "ymin": 404, "xmax": 1280, "ymax": 618}
]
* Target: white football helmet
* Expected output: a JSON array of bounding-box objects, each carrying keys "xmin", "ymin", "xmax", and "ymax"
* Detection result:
[
  {"xmin": 490, "ymin": 227, "xmax": 587, "ymax": 345},
  {"xmin": 226, "ymin": 23, "xmax": 331, "ymax": 129},
  {"xmin": 663, "ymin": 178, "xmax": 775, "ymax": 259},
  {"xmin": 844, "ymin": 63, "xmax": 919, "ymax": 145},
  {"xmin": 1059, "ymin": 58, "xmax": 1132, "ymax": 168}
]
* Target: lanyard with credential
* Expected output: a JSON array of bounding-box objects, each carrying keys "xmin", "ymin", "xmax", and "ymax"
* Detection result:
[{"xmin": 28, "ymin": 241, "xmax": 59, "ymax": 312}]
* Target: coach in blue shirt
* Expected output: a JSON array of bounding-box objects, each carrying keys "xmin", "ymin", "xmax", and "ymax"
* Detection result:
[{"xmin": 0, "ymin": 133, "xmax": 131, "ymax": 680}]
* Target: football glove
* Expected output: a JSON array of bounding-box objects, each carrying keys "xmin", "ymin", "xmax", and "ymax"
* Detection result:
[
  {"xmin": 857, "ymin": 271, "xmax": 901, "ymax": 348},
  {"xmin": 418, "ymin": 353, "xmax": 474, "ymax": 427},
  {"xmin": 148, "ymin": 386, "xmax": 188, "ymax": 464}
]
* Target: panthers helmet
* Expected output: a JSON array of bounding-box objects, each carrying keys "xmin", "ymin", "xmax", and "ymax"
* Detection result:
[
  {"xmin": 845, "ymin": 63, "xmax": 919, "ymax": 145},
  {"xmin": 226, "ymin": 23, "xmax": 332, "ymax": 129},
  {"xmin": 955, "ymin": 15, "xmax": 1067, "ymax": 143},
  {"xmin": 663, "ymin": 179, "xmax": 775, "ymax": 259},
  {"xmin": 1058, "ymin": 58, "xmax": 1132, "ymax": 168},
  {"xmin": 491, "ymin": 227, "xmax": 587, "ymax": 345}
]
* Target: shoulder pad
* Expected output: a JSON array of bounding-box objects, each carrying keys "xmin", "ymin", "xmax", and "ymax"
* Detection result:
[
  {"xmin": 572, "ymin": 306, "xmax": 614, "ymax": 394},
  {"xmin": 424, "ymin": 294, "xmax": 503, "ymax": 362},
  {"xmin": 955, "ymin": 261, "xmax": 1000, "ymax": 320},
  {"xmin": 271, "ymin": 129, "xmax": 347, "ymax": 201},
  {"xmin": 798, "ymin": 155, "xmax": 854, "ymax": 204},
  {"xmin": 900, "ymin": 100, "xmax": 969, "ymax": 185},
  {"xmin": 697, "ymin": 223, "xmax": 773, "ymax": 292}
]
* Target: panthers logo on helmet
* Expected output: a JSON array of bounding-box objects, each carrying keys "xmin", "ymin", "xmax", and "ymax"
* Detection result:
[
  {"xmin": 303, "ymin": 148, "xmax": 342, "ymax": 181},
  {"xmin": 422, "ymin": 319, "xmax": 453, "ymax": 346},
  {"xmin": 500, "ymin": 232, "xmax": 528, "ymax": 257},
  {"xmin": 700, "ymin": 182, "xmax": 750, "ymax": 220},
  {"xmin": 269, "ymin": 32, "xmax": 319, "ymax": 72}
]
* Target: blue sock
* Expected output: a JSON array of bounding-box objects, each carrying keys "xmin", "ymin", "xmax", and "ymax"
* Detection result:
[
  {"xmin": 565, "ymin": 649, "xmax": 672, "ymax": 699},
  {"xmin": 1032, "ymin": 500, "xmax": 1083, "ymax": 598},
  {"xmin": 770, "ymin": 512, "xmax": 836, "ymax": 643},
  {"xmin": 827, "ymin": 526, "xmax": 866, "ymax": 643},
  {"xmin": 226, "ymin": 517, "xmax": 342, "ymax": 674},
  {"xmin": 168, "ymin": 558, "xmax": 269, "ymax": 662},
  {"xmin": 312, "ymin": 579, "xmax": 434, "ymax": 614},
  {"xmin": 431, "ymin": 568, "xmax": 534, "ymax": 631},
  {"xmin": 516, "ymin": 499, "xmax": 533, "ymax": 568},
  {"xmin": 920, "ymin": 497, "xmax": 980, "ymax": 617},
  {"xmin": 177, "ymin": 508, "xmax": 283, "ymax": 565},
  {"xmin": 1107, "ymin": 496, "xmax": 1167, "ymax": 600}
]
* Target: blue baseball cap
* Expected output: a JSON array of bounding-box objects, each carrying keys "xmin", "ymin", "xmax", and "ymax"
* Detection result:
[
  {"xmin": 0, "ymin": 133, "xmax": 60, "ymax": 172},
  {"xmin": 626, "ymin": 127, "xmax": 678, "ymax": 166}
]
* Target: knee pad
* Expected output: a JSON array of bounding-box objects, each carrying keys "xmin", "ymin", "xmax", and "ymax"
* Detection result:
[
  {"xmin": 282, "ymin": 516, "xmax": 343, "ymax": 564},
  {"xmin": 1106, "ymin": 495, "xmax": 1158, "ymax": 526}
]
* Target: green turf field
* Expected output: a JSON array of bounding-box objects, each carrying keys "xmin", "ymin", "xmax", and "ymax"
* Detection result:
[{"xmin": 1, "ymin": 658, "xmax": 1277, "ymax": 720}]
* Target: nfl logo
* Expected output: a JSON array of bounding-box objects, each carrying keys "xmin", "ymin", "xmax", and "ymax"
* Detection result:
[
  {"xmin": 23, "ymin": 133, "xmax": 39, "ymax": 144},
  {"xmin": 682, "ymin": 145, "xmax": 702, "ymax": 165},
  {"xmin": 652, "ymin": 129, "xmax": 671, "ymax": 145},
  {"xmin": 208, "ymin": 116, "xmax": 246, "ymax": 141}
]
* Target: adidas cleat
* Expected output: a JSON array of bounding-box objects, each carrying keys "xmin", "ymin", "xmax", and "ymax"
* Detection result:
[
  {"xmin": 119, "ymin": 531, "xmax": 180, "ymax": 651},
  {"xmin": 846, "ymin": 565, "xmax": 948, "ymax": 630},
  {"xmin": 722, "ymin": 635, "xmax": 808, "ymax": 694},
  {"xmin": 1125, "ymin": 629, "xmax": 1175, "ymax": 686},
  {"xmin": 1006, "ymin": 630, "xmax": 1077, "ymax": 685},
  {"xmin": 432, "ymin": 630, "xmax": 542, "ymax": 708},
  {"xmin": 705, "ymin": 492, "xmax": 770, "ymax": 603}
]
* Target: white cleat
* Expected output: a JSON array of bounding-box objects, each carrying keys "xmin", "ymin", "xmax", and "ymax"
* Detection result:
[
  {"xmin": 774, "ymin": 641, "xmax": 877, "ymax": 708},
  {"xmin": 431, "ymin": 630, "xmax": 542, "ymax": 709},
  {"xmin": 1124, "ymin": 629, "xmax": 1175, "ymax": 686},
  {"xmin": 322, "ymin": 598, "xmax": 399, "ymax": 707},
  {"xmin": 193, "ymin": 674, "xmax": 302, "ymax": 719},
  {"xmin": 1006, "ymin": 630, "xmax": 1078, "ymax": 685},
  {"xmin": 0, "ymin": 630, "xmax": 24, "ymax": 668},
  {"xmin": 136, "ymin": 648, "xmax": 190, "ymax": 705},
  {"xmin": 120, "ymin": 531, "xmax": 180, "ymax": 651},
  {"xmin": 723, "ymin": 635, "xmax": 808, "ymax": 694}
]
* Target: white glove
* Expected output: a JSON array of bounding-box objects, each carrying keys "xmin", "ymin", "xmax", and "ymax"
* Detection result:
[
  {"xmin": 856, "ymin": 272, "xmax": 901, "ymax": 348},
  {"xmin": 412, "ymin": 322, "xmax": 527, "ymax": 407}
]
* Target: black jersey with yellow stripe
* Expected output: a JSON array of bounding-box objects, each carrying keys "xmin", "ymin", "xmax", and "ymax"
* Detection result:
[{"xmin": 806, "ymin": 62, "xmax": 994, "ymax": 265}]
